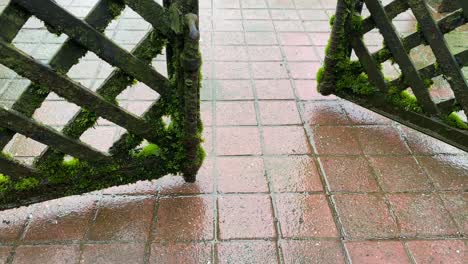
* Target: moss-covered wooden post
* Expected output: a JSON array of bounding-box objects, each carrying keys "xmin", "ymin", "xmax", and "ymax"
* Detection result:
[
  {"xmin": 181, "ymin": 13, "xmax": 202, "ymax": 182},
  {"xmin": 317, "ymin": 0, "xmax": 356, "ymax": 95},
  {"xmin": 170, "ymin": 0, "xmax": 203, "ymax": 182}
]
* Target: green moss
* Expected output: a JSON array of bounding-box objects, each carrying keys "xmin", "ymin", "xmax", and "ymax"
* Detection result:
[
  {"xmin": 134, "ymin": 144, "xmax": 161, "ymax": 158},
  {"xmin": 316, "ymin": 67, "xmax": 325, "ymax": 83},
  {"xmin": 444, "ymin": 112, "xmax": 468, "ymax": 130},
  {"xmin": 318, "ymin": 6, "xmax": 375, "ymax": 96},
  {"xmin": 350, "ymin": 13, "xmax": 363, "ymax": 32},
  {"xmin": 14, "ymin": 177, "xmax": 39, "ymax": 191},
  {"xmin": 0, "ymin": 152, "xmax": 13, "ymax": 160},
  {"xmin": 325, "ymin": 40, "xmax": 331, "ymax": 54},
  {"xmin": 0, "ymin": 174, "xmax": 10, "ymax": 194},
  {"xmin": 63, "ymin": 157, "xmax": 79, "ymax": 167},
  {"xmin": 329, "ymin": 15, "xmax": 336, "ymax": 26},
  {"xmin": 375, "ymin": 48, "xmax": 391, "ymax": 63},
  {"xmin": 108, "ymin": 2, "xmax": 123, "ymax": 18},
  {"xmin": 337, "ymin": 72, "xmax": 376, "ymax": 95},
  {"xmin": 388, "ymin": 89, "xmax": 422, "ymax": 113},
  {"xmin": 424, "ymin": 78, "xmax": 434, "ymax": 89}
]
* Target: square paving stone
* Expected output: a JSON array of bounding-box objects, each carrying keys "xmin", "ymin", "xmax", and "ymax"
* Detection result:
[
  {"xmin": 333, "ymin": 194, "xmax": 398, "ymax": 239},
  {"xmin": 218, "ymin": 194, "xmax": 276, "ymax": 239}
]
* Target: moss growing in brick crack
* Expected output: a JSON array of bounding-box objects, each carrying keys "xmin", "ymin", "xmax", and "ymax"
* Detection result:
[{"xmin": 444, "ymin": 112, "xmax": 468, "ymax": 130}]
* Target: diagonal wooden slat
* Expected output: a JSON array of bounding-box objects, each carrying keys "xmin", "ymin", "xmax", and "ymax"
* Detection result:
[
  {"xmin": 362, "ymin": 0, "xmax": 408, "ymax": 34},
  {"xmin": 409, "ymin": 0, "xmax": 468, "ymax": 115},
  {"xmin": 0, "ymin": 107, "xmax": 111, "ymax": 163},
  {"xmin": 12, "ymin": 0, "xmax": 169, "ymax": 95},
  {"xmin": 389, "ymin": 50, "xmax": 468, "ymax": 93},
  {"xmin": 350, "ymin": 36, "xmax": 388, "ymax": 92},
  {"xmin": 372, "ymin": 9, "xmax": 466, "ymax": 64},
  {"xmin": 0, "ymin": 2, "xmax": 31, "ymax": 42},
  {"xmin": 364, "ymin": 0, "xmax": 439, "ymax": 115},
  {"xmin": 0, "ymin": 40, "xmax": 162, "ymax": 144},
  {"xmin": 0, "ymin": 0, "xmax": 125, "ymax": 150},
  {"xmin": 109, "ymin": 100, "xmax": 166, "ymax": 158},
  {"xmin": 37, "ymin": 30, "xmax": 167, "ymax": 164},
  {"xmin": 123, "ymin": 0, "xmax": 172, "ymax": 35},
  {"xmin": 437, "ymin": 99, "xmax": 458, "ymax": 115},
  {"xmin": 163, "ymin": 0, "xmax": 175, "ymax": 77},
  {"xmin": 0, "ymin": 155, "xmax": 37, "ymax": 181}
]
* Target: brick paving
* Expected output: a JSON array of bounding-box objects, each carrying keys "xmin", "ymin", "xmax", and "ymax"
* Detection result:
[{"xmin": 0, "ymin": 0, "xmax": 467, "ymax": 263}]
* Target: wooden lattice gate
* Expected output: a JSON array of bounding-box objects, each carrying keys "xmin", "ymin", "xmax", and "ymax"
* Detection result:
[
  {"xmin": 0, "ymin": 0, "xmax": 203, "ymax": 209},
  {"xmin": 318, "ymin": 0, "xmax": 468, "ymax": 151}
]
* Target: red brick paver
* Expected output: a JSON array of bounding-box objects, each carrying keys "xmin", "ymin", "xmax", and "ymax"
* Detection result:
[
  {"xmin": 346, "ymin": 241, "xmax": 411, "ymax": 264},
  {"xmin": 216, "ymin": 241, "xmax": 278, "ymax": 264},
  {"xmin": 13, "ymin": 245, "xmax": 80, "ymax": 264},
  {"xmin": 80, "ymin": 243, "xmax": 145, "ymax": 264},
  {"xmin": 406, "ymin": 240, "xmax": 466, "ymax": 264},
  {"xmin": 150, "ymin": 242, "xmax": 212, "ymax": 264},
  {"xmin": 218, "ymin": 194, "xmax": 276, "ymax": 239}
]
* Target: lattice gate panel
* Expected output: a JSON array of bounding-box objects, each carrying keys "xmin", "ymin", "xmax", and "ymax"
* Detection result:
[
  {"xmin": 0, "ymin": 0, "xmax": 203, "ymax": 209},
  {"xmin": 318, "ymin": 0, "xmax": 468, "ymax": 151}
]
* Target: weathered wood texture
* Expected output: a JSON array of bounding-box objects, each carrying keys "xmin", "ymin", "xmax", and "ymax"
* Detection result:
[
  {"xmin": 438, "ymin": 0, "xmax": 460, "ymax": 13},
  {"xmin": 0, "ymin": 0, "xmax": 125, "ymax": 150},
  {"xmin": 0, "ymin": 107, "xmax": 111, "ymax": 163},
  {"xmin": 0, "ymin": 0, "xmax": 203, "ymax": 209}
]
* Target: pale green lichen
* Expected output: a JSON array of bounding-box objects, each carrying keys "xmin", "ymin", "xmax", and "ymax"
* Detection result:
[
  {"xmin": 133, "ymin": 144, "xmax": 161, "ymax": 157},
  {"xmin": 388, "ymin": 89, "xmax": 422, "ymax": 113},
  {"xmin": 444, "ymin": 112, "xmax": 468, "ymax": 130}
]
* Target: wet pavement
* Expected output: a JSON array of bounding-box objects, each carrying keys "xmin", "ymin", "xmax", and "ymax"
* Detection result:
[{"xmin": 0, "ymin": 0, "xmax": 467, "ymax": 263}]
